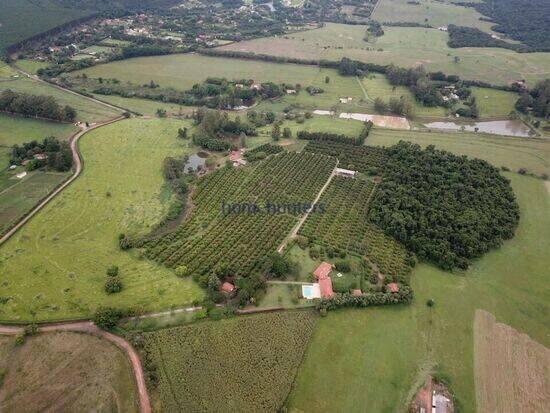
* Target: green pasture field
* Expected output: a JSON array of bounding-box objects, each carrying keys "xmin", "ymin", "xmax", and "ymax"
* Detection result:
[
  {"xmin": 470, "ymin": 87, "xmax": 519, "ymax": 118},
  {"xmin": 289, "ymin": 174, "xmax": 550, "ymax": 412},
  {"xmin": 372, "ymin": 0, "xmax": 497, "ymax": 35},
  {"xmin": 367, "ymin": 127, "xmax": 550, "ymax": 176},
  {"xmin": 0, "ymin": 64, "xmax": 121, "ymax": 123},
  {"xmin": 0, "ymin": 113, "xmax": 77, "ymax": 147},
  {"xmin": 14, "ymin": 59, "xmax": 51, "ymax": 74},
  {"xmin": 74, "ymin": 53, "xmax": 324, "ymax": 90},
  {"xmin": 0, "ymin": 171, "xmax": 70, "ymax": 235},
  {"xmin": 0, "ymin": 118, "xmax": 203, "ymax": 322},
  {"xmin": 143, "ymin": 311, "xmax": 318, "ymax": 412},
  {"xmin": 0, "ymin": 0, "xmax": 88, "ymax": 52},
  {"xmin": 219, "ymin": 23, "xmax": 550, "ymax": 86}
]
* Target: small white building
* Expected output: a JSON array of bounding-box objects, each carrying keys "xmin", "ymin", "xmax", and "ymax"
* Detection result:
[
  {"xmin": 339, "ymin": 97, "xmax": 353, "ymax": 103},
  {"xmin": 335, "ymin": 168, "xmax": 357, "ymax": 178}
]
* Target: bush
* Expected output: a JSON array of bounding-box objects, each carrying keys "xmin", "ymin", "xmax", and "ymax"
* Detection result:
[
  {"xmin": 335, "ymin": 261, "xmax": 351, "ymax": 273},
  {"xmin": 105, "ymin": 277, "xmax": 123, "ymax": 294},
  {"xmin": 93, "ymin": 307, "xmax": 124, "ymax": 329},
  {"xmin": 175, "ymin": 265, "xmax": 189, "ymax": 277}
]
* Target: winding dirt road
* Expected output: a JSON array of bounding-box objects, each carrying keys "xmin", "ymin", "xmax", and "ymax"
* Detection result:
[
  {"xmin": 0, "ymin": 321, "xmax": 151, "ymax": 413},
  {"xmin": 0, "ymin": 115, "xmax": 125, "ymax": 246}
]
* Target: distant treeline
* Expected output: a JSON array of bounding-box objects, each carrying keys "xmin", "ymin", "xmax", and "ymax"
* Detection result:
[
  {"xmin": 0, "ymin": 90, "xmax": 77, "ymax": 122},
  {"xmin": 454, "ymin": 0, "xmax": 550, "ymax": 51},
  {"xmin": 447, "ymin": 25, "xmax": 531, "ymax": 52}
]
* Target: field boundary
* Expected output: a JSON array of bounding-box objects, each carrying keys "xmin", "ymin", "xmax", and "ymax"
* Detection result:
[{"xmin": 0, "ymin": 115, "xmax": 125, "ymax": 246}]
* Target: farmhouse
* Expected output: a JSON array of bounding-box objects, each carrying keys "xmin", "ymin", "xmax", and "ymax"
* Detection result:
[
  {"xmin": 339, "ymin": 96, "xmax": 353, "ymax": 103},
  {"xmin": 313, "ymin": 262, "xmax": 335, "ymax": 298},
  {"xmin": 387, "ymin": 283, "xmax": 399, "ymax": 293},
  {"xmin": 230, "ymin": 149, "xmax": 248, "ymax": 167},
  {"xmin": 335, "ymin": 167, "xmax": 357, "ymax": 178}
]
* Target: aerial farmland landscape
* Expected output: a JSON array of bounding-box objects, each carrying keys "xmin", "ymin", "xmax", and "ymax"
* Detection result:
[{"xmin": 0, "ymin": 0, "xmax": 548, "ymax": 412}]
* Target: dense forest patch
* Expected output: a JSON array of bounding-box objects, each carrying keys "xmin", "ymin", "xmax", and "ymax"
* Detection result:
[
  {"xmin": 447, "ymin": 25, "xmax": 525, "ymax": 52},
  {"xmin": 370, "ymin": 142, "xmax": 520, "ymax": 270},
  {"xmin": 140, "ymin": 311, "xmax": 318, "ymax": 413}
]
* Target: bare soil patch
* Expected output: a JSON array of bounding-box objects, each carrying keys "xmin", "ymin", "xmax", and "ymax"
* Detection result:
[
  {"xmin": 0, "ymin": 331, "xmax": 139, "ymax": 413},
  {"xmin": 474, "ymin": 310, "xmax": 550, "ymax": 413}
]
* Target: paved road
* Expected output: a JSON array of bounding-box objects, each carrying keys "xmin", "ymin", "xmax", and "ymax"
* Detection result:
[
  {"xmin": 0, "ymin": 116, "xmax": 124, "ymax": 246},
  {"xmin": 0, "ymin": 321, "xmax": 151, "ymax": 413}
]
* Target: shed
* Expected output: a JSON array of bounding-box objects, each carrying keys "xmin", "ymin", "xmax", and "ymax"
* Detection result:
[
  {"xmin": 387, "ymin": 282, "xmax": 399, "ymax": 293},
  {"xmin": 221, "ymin": 282, "xmax": 235, "ymax": 293}
]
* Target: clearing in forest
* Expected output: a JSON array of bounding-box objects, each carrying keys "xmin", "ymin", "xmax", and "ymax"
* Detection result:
[{"xmin": 474, "ymin": 309, "xmax": 550, "ymax": 412}]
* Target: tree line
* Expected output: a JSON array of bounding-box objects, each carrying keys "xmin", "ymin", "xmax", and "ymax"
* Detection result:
[{"xmin": 0, "ymin": 90, "xmax": 77, "ymax": 122}]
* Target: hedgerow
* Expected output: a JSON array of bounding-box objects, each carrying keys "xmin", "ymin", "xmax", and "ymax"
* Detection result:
[
  {"xmin": 244, "ymin": 143, "xmax": 284, "ymax": 161},
  {"xmin": 303, "ymin": 140, "xmax": 387, "ymax": 173},
  {"xmin": 142, "ymin": 311, "xmax": 318, "ymax": 412}
]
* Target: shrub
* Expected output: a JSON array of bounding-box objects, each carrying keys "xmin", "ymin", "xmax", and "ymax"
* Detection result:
[
  {"xmin": 104, "ymin": 277, "xmax": 123, "ymax": 294},
  {"xmin": 93, "ymin": 307, "xmax": 124, "ymax": 329},
  {"xmin": 335, "ymin": 261, "xmax": 351, "ymax": 273}
]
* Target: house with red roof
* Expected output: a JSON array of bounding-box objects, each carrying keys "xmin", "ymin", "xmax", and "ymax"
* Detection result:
[
  {"xmin": 387, "ymin": 282, "xmax": 399, "ymax": 293},
  {"xmin": 313, "ymin": 262, "xmax": 335, "ymax": 298}
]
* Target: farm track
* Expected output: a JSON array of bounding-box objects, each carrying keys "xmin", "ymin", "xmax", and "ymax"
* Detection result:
[
  {"xmin": 0, "ymin": 115, "xmax": 125, "ymax": 246},
  {"xmin": 0, "ymin": 322, "xmax": 151, "ymax": 413}
]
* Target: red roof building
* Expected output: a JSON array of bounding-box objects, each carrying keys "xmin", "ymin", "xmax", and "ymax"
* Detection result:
[
  {"xmin": 387, "ymin": 283, "xmax": 399, "ymax": 293},
  {"xmin": 313, "ymin": 262, "xmax": 335, "ymax": 298},
  {"xmin": 352, "ymin": 289, "xmax": 362, "ymax": 297},
  {"xmin": 221, "ymin": 282, "xmax": 235, "ymax": 293}
]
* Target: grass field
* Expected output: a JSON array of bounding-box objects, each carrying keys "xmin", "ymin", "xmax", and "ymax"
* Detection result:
[
  {"xmin": 143, "ymin": 311, "xmax": 318, "ymax": 412},
  {"xmin": 0, "ymin": 0, "xmax": 88, "ymax": 52},
  {"xmin": 470, "ymin": 87, "xmax": 519, "ymax": 119},
  {"xmin": 0, "ymin": 331, "xmax": 138, "ymax": 412},
  {"xmin": 14, "ymin": 59, "xmax": 51, "ymax": 74},
  {"xmin": 0, "ymin": 63, "xmax": 121, "ymax": 123},
  {"xmin": 367, "ymin": 128, "xmax": 550, "ymax": 176},
  {"xmin": 474, "ymin": 310, "xmax": 550, "ymax": 412},
  {"xmin": 90, "ymin": 93, "xmax": 196, "ymax": 117},
  {"xmin": 219, "ymin": 23, "xmax": 550, "ymax": 86},
  {"xmin": 289, "ymin": 174, "xmax": 550, "ymax": 412},
  {"xmin": 0, "ymin": 118, "xmax": 203, "ymax": 322},
  {"xmin": 372, "ymin": 0, "xmax": 497, "ymax": 35}
]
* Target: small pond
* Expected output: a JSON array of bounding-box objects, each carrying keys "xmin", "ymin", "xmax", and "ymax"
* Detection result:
[{"xmin": 423, "ymin": 120, "xmax": 534, "ymax": 137}]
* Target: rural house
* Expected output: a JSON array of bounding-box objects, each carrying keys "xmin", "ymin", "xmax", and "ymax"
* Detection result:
[{"xmin": 313, "ymin": 262, "xmax": 335, "ymax": 298}]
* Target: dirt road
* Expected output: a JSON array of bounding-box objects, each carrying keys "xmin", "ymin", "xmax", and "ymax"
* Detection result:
[
  {"xmin": 0, "ymin": 321, "xmax": 151, "ymax": 413},
  {"xmin": 0, "ymin": 116, "xmax": 125, "ymax": 246}
]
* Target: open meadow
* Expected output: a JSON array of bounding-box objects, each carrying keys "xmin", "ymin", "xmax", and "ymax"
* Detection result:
[
  {"xmin": 219, "ymin": 23, "xmax": 550, "ymax": 86},
  {"xmin": 0, "ymin": 118, "xmax": 203, "ymax": 322},
  {"xmin": 142, "ymin": 311, "xmax": 318, "ymax": 412},
  {"xmin": 289, "ymin": 174, "xmax": 550, "ymax": 411},
  {"xmin": 0, "ymin": 331, "xmax": 138, "ymax": 412},
  {"xmin": 367, "ymin": 127, "xmax": 550, "ymax": 176},
  {"xmin": 372, "ymin": 0, "xmax": 497, "ymax": 35},
  {"xmin": 0, "ymin": 63, "xmax": 121, "ymax": 123}
]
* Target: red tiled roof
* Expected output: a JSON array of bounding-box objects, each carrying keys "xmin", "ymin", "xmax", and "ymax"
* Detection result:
[
  {"xmin": 352, "ymin": 289, "xmax": 362, "ymax": 297},
  {"xmin": 229, "ymin": 151, "xmax": 241, "ymax": 161},
  {"xmin": 313, "ymin": 262, "xmax": 332, "ymax": 280},
  {"xmin": 387, "ymin": 283, "xmax": 399, "ymax": 293},
  {"xmin": 221, "ymin": 282, "xmax": 235, "ymax": 293},
  {"xmin": 319, "ymin": 277, "xmax": 335, "ymax": 298}
]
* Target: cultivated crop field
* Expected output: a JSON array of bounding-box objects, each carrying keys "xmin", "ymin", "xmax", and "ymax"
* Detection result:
[
  {"xmin": 367, "ymin": 127, "xmax": 550, "ymax": 176},
  {"xmin": 142, "ymin": 311, "xmax": 318, "ymax": 412},
  {"xmin": 0, "ymin": 64, "xmax": 121, "ymax": 123},
  {"xmin": 143, "ymin": 151, "xmax": 337, "ymax": 276},
  {"xmin": 474, "ymin": 309, "xmax": 550, "ymax": 412},
  {"xmin": 0, "ymin": 119, "xmax": 203, "ymax": 321},
  {"xmin": 219, "ymin": 23, "xmax": 550, "ymax": 86},
  {"xmin": 290, "ymin": 174, "xmax": 550, "ymax": 411},
  {"xmin": 300, "ymin": 176, "xmax": 411, "ymax": 277},
  {"xmin": 0, "ymin": 331, "xmax": 138, "ymax": 412}
]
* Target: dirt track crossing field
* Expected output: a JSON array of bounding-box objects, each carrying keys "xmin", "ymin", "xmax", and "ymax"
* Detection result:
[{"xmin": 474, "ymin": 310, "xmax": 550, "ymax": 413}]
